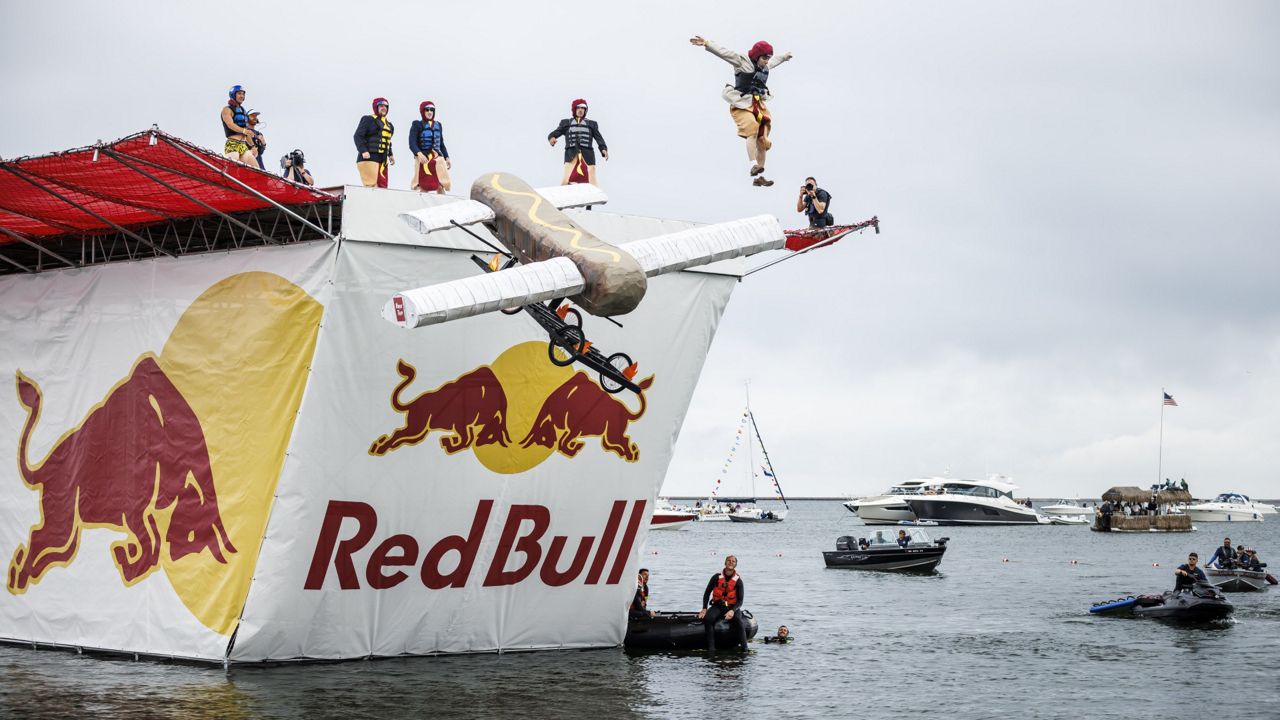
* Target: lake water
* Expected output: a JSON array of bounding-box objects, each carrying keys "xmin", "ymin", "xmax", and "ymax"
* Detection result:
[{"xmin": 2, "ymin": 501, "xmax": 1278, "ymax": 719}]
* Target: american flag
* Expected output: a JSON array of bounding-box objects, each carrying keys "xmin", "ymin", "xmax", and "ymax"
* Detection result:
[{"xmin": 1163, "ymin": 392, "xmax": 1178, "ymax": 407}]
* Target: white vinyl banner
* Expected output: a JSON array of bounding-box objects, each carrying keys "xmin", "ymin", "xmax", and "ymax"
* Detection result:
[
  {"xmin": 232, "ymin": 231, "xmax": 736, "ymax": 661},
  {"xmin": 0, "ymin": 243, "xmax": 336, "ymax": 662}
]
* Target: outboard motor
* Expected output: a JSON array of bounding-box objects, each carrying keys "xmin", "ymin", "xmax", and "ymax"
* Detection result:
[{"xmin": 836, "ymin": 536, "xmax": 856, "ymax": 551}]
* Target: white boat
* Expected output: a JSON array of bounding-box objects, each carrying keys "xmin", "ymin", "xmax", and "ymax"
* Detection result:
[
  {"xmin": 650, "ymin": 506, "xmax": 698, "ymax": 530},
  {"xmin": 843, "ymin": 478, "xmax": 937, "ymax": 524},
  {"xmin": 1039, "ymin": 499, "xmax": 1090, "ymax": 515},
  {"xmin": 903, "ymin": 477, "xmax": 1046, "ymax": 525},
  {"xmin": 727, "ymin": 506, "xmax": 786, "ymax": 523},
  {"xmin": 707, "ymin": 387, "xmax": 789, "ymax": 523},
  {"xmin": 1047, "ymin": 515, "xmax": 1089, "ymax": 525},
  {"xmin": 1205, "ymin": 568, "xmax": 1272, "ymax": 592},
  {"xmin": 1182, "ymin": 493, "xmax": 1268, "ymax": 523}
]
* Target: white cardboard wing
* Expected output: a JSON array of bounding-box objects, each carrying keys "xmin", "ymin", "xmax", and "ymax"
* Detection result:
[
  {"xmin": 383, "ymin": 257, "xmax": 586, "ymax": 328},
  {"xmin": 619, "ymin": 215, "xmax": 785, "ymax": 276},
  {"xmin": 399, "ymin": 184, "xmax": 609, "ymax": 235}
]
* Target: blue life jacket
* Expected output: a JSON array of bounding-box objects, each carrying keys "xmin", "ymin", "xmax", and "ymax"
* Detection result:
[
  {"xmin": 417, "ymin": 121, "xmax": 443, "ymax": 155},
  {"xmin": 223, "ymin": 102, "xmax": 249, "ymax": 137}
]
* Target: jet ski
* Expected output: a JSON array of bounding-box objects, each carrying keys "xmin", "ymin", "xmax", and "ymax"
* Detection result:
[
  {"xmin": 624, "ymin": 609, "xmax": 758, "ymax": 650},
  {"xmin": 1089, "ymin": 582, "xmax": 1233, "ymax": 622}
]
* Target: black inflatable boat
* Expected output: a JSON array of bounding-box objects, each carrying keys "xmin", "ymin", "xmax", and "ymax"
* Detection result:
[
  {"xmin": 624, "ymin": 610, "xmax": 758, "ymax": 650},
  {"xmin": 1089, "ymin": 582, "xmax": 1233, "ymax": 622}
]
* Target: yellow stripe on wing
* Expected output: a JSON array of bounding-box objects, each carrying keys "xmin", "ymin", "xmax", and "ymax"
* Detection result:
[{"xmin": 489, "ymin": 174, "xmax": 621, "ymax": 263}]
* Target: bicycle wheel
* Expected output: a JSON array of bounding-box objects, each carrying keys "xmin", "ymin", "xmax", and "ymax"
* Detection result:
[
  {"xmin": 600, "ymin": 352, "xmax": 633, "ymax": 393},
  {"xmin": 548, "ymin": 326, "xmax": 587, "ymax": 367}
]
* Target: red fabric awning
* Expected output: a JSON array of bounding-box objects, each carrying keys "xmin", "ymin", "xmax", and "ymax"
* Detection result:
[{"xmin": 0, "ymin": 130, "xmax": 335, "ymax": 243}]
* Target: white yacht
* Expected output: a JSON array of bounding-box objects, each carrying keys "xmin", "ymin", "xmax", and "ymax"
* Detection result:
[
  {"xmin": 1182, "ymin": 493, "xmax": 1268, "ymax": 523},
  {"xmin": 1039, "ymin": 500, "xmax": 1093, "ymax": 518},
  {"xmin": 903, "ymin": 477, "xmax": 1046, "ymax": 525},
  {"xmin": 843, "ymin": 478, "xmax": 936, "ymax": 524}
]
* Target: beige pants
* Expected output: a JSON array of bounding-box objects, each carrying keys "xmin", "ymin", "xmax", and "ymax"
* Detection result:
[{"xmin": 357, "ymin": 160, "xmax": 382, "ymax": 188}]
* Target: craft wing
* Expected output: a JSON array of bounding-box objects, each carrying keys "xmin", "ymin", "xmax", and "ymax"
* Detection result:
[
  {"xmin": 399, "ymin": 184, "xmax": 609, "ymax": 234},
  {"xmin": 383, "ymin": 257, "xmax": 586, "ymax": 328},
  {"xmin": 619, "ymin": 215, "xmax": 785, "ymax": 276}
]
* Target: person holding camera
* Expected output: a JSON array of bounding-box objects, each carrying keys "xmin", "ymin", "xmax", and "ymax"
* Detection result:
[
  {"xmin": 354, "ymin": 97, "xmax": 395, "ymax": 188},
  {"xmin": 409, "ymin": 100, "xmax": 451, "ymax": 194},
  {"xmin": 280, "ymin": 149, "xmax": 313, "ymax": 186},
  {"xmin": 689, "ymin": 35, "xmax": 792, "ymax": 187},
  {"xmin": 796, "ymin": 176, "xmax": 833, "ymax": 228}
]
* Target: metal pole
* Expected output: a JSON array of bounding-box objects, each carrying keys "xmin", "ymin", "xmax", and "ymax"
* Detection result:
[
  {"xmin": 0, "ymin": 226, "xmax": 78, "ymax": 268},
  {"xmin": 1158, "ymin": 389, "xmax": 1165, "ymax": 488},
  {"xmin": 157, "ymin": 135, "xmax": 334, "ymax": 239},
  {"xmin": 0, "ymin": 164, "xmax": 173, "ymax": 257},
  {"xmin": 101, "ymin": 148, "xmax": 277, "ymax": 246},
  {"xmin": 0, "ymin": 249, "xmax": 34, "ymax": 273}
]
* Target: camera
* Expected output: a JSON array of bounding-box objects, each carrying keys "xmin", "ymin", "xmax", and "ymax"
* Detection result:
[
  {"xmin": 279, "ymin": 149, "xmax": 305, "ymax": 170},
  {"xmin": 805, "ymin": 182, "xmax": 815, "ymax": 192}
]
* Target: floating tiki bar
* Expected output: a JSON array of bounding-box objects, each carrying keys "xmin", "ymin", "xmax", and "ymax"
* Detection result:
[{"xmin": 1092, "ymin": 486, "xmax": 1193, "ymax": 533}]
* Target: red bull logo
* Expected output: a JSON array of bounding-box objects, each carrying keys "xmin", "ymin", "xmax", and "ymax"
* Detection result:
[
  {"xmin": 370, "ymin": 341, "xmax": 655, "ymax": 473},
  {"xmin": 8, "ymin": 355, "xmax": 235, "ymax": 593}
]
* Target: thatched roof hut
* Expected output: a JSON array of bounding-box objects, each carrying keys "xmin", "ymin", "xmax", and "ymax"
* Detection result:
[
  {"xmin": 1102, "ymin": 486, "xmax": 1151, "ymax": 503},
  {"xmin": 1155, "ymin": 488, "xmax": 1192, "ymax": 504}
]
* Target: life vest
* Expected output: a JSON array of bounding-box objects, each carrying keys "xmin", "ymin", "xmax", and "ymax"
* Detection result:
[
  {"xmin": 710, "ymin": 572, "xmax": 740, "ymax": 606},
  {"xmin": 224, "ymin": 102, "xmax": 249, "ymax": 137},
  {"xmin": 565, "ymin": 119, "xmax": 594, "ymax": 150},
  {"xmin": 417, "ymin": 120, "xmax": 443, "ymax": 155},
  {"xmin": 734, "ymin": 67, "xmax": 770, "ymax": 98},
  {"xmin": 372, "ymin": 115, "xmax": 394, "ymax": 156},
  {"xmin": 631, "ymin": 583, "xmax": 648, "ymax": 610}
]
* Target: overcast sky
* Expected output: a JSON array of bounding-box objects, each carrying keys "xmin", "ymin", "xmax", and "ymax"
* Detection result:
[{"xmin": 4, "ymin": 1, "xmax": 1278, "ymax": 499}]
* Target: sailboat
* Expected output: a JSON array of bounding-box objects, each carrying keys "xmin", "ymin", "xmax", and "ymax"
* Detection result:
[{"xmin": 710, "ymin": 386, "xmax": 789, "ymax": 523}]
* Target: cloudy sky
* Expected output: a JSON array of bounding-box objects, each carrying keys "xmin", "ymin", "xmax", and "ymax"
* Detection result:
[{"xmin": 4, "ymin": 1, "xmax": 1278, "ymax": 499}]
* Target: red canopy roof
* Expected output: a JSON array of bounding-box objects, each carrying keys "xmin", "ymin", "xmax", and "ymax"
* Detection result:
[{"xmin": 0, "ymin": 130, "xmax": 335, "ymax": 243}]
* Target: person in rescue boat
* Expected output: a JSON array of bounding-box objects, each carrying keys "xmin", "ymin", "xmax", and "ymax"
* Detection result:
[
  {"xmin": 409, "ymin": 100, "xmax": 451, "ymax": 193},
  {"xmin": 697, "ymin": 555, "xmax": 748, "ymax": 654},
  {"xmin": 548, "ymin": 99, "xmax": 608, "ymax": 185},
  {"xmin": 630, "ymin": 568, "xmax": 656, "ymax": 620},
  {"xmin": 221, "ymin": 85, "xmax": 255, "ymax": 164},
  {"xmin": 689, "ymin": 35, "xmax": 793, "ymax": 187},
  {"xmin": 247, "ymin": 110, "xmax": 267, "ymax": 171},
  {"xmin": 1174, "ymin": 552, "xmax": 1207, "ymax": 590},
  {"xmin": 1206, "ymin": 537, "xmax": 1236, "ymax": 569},
  {"xmin": 354, "ymin": 98, "xmax": 395, "ymax": 188},
  {"xmin": 1240, "ymin": 548, "xmax": 1266, "ymax": 572}
]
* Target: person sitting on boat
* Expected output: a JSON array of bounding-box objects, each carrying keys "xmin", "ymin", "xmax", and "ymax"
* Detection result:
[
  {"xmin": 897, "ymin": 530, "xmax": 910, "ymax": 548},
  {"xmin": 763, "ymin": 625, "xmax": 791, "ymax": 644},
  {"xmin": 1240, "ymin": 549, "xmax": 1265, "ymax": 572},
  {"xmin": 1206, "ymin": 537, "xmax": 1236, "ymax": 569},
  {"xmin": 796, "ymin": 177, "xmax": 834, "ymax": 228},
  {"xmin": 857, "ymin": 537, "xmax": 870, "ymax": 550},
  {"xmin": 697, "ymin": 555, "xmax": 748, "ymax": 654},
  {"xmin": 630, "ymin": 568, "xmax": 656, "ymax": 620},
  {"xmin": 688, "ymin": 35, "xmax": 793, "ymax": 187},
  {"xmin": 1174, "ymin": 552, "xmax": 1206, "ymax": 590}
]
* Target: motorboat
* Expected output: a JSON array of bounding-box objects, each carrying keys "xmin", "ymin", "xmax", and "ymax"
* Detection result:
[
  {"xmin": 650, "ymin": 504, "xmax": 698, "ymax": 530},
  {"xmin": 1047, "ymin": 515, "xmax": 1089, "ymax": 526},
  {"xmin": 1039, "ymin": 500, "xmax": 1092, "ymax": 518},
  {"xmin": 1182, "ymin": 493, "xmax": 1268, "ymax": 523},
  {"xmin": 1089, "ymin": 583, "xmax": 1233, "ymax": 622},
  {"xmin": 727, "ymin": 506, "xmax": 786, "ymax": 523},
  {"xmin": 903, "ymin": 477, "xmax": 1045, "ymax": 525},
  {"xmin": 705, "ymin": 388, "xmax": 791, "ymax": 524},
  {"xmin": 822, "ymin": 528, "xmax": 948, "ymax": 572},
  {"xmin": 624, "ymin": 609, "xmax": 758, "ymax": 651},
  {"xmin": 842, "ymin": 478, "xmax": 936, "ymax": 524},
  {"xmin": 1206, "ymin": 568, "xmax": 1275, "ymax": 592}
]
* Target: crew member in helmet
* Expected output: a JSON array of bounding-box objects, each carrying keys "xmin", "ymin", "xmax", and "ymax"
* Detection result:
[
  {"xmin": 697, "ymin": 554, "xmax": 748, "ymax": 654},
  {"xmin": 221, "ymin": 85, "xmax": 255, "ymax": 164},
  {"xmin": 548, "ymin": 99, "xmax": 608, "ymax": 186},
  {"xmin": 354, "ymin": 98, "xmax": 395, "ymax": 188},
  {"xmin": 689, "ymin": 35, "xmax": 793, "ymax": 187},
  {"xmin": 409, "ymin": 101, "xmax": 451, "ymax": 193}
]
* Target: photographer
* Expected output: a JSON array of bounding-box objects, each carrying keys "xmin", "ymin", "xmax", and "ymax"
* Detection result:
[
  {"xmin": 280, "ymin": 149, "xmax": 313, "ymax": 186},
  {"xmin": 796, "ymin": 176, "xmax": 833, "ymax": 228}
]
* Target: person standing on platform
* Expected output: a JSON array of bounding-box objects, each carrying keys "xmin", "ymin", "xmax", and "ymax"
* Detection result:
[
  {"xmin": 697, "ymin": 555, "xmax": 748, "ymax": 655},
  {"xmin": 409, "ymin": 100, "xmax": 451, "ymax": 193},
  {"xmin": 688, "ymin": 35, "xmax": 792, "ymax": 187},
  {"xmin": 548, "ymin": 99, "xmax": 608, "ymax": 185},
  {"xmin": 247, "ymin": 110, "xmax": 267, "ymax": 170},
  {"xmin": 354, "ymin": 98, "xmax": 395, "ymax": 188},
  {"xmin": 221, "ymin": 85, "xmax": 255, "ymax": 164}
]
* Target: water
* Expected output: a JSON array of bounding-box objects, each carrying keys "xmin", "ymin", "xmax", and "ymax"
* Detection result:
[{"xmin": 2, "ymin": 501, "xmax": 1278, "ymax": 719}]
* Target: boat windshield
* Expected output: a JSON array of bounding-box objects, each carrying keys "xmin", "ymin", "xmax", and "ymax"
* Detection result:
[
  {"xmin": 941, "ymin": 483, "xmax": 1005, "ymax": 498},
  {"xmin": 861, "ymin": 529, "xmax": 932, "ymax": 546},
  {"xmin": 1214, "ymin": 493, "xmax": 1249, "ymax": 504}
]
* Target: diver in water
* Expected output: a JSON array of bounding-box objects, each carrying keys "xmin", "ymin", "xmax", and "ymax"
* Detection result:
[
  {"xmin": 689, "ymin": 35, "xmax": 792, "ymax": 187},
  {"xmin": 763, "ymin": 625, "xmax": 791, "ymax": 644},
  {"xmin": 1174, "ymin": 552, "xmax": 1206, "ymax": 590},
  {"xmin": 548, "ymin": 99, "xmax": 608, "ymax": 186}
]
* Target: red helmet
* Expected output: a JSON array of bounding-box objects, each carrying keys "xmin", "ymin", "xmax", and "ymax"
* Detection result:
[
  {"xmin": 420, "ymin": 100, "xmax": 435, "ymax": 119},
  {"xmin": 748, "ymin": 41, "xmax": 774, "ymax": 62},
  {"xmin": 372, "ymin": 97, "xmax": 389, "ymax": 112},
  {"xmin": 571, "ymin": 98, "xmax": 588, "ymax": 114}
]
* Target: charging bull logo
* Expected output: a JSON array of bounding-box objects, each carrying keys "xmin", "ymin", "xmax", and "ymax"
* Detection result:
[
  {"xmin": 370, "ymin": 341, "xmax": 654, "ymax": 473},
  {"xmin": 4, "ymin": 271, "xmax": 323, "ymax": 637},
  {"xmin": 7, "ymin": 356, "xmax": 235, "ymax": 593}
]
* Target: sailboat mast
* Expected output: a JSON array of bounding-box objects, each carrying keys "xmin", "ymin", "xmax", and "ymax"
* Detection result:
[
  {"xmin": 1157, "ymin": 388, "xmax": 1165, "ymax": 487},
  {"xmin": 749, "ymin": 408, "xmax": 789, "ymax": 509},
  {"xmin": 745, "ymin": 382, "xmax": 756, "ymax": 501}
]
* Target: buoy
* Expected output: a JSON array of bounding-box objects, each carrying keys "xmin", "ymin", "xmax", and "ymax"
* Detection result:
[
  {"xmin": 1070, "ymin": 560, "xmax": 1078, "ymax": 565},
  {"xmin": 1152, "ymin": 562, "xmax": 1160, "ymax": 567},
  {"xmin": 1001, "ymin": 558, "xmax": 1009, "ymax": 563}
]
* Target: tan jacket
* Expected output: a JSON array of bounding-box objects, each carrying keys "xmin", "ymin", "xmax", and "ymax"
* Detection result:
[{"xmin": 703, "ymin": 39, "xmax": 792, "ymax": 109}]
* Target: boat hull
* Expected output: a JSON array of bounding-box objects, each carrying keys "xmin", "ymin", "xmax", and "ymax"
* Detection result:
[
  {"xmin": 822, "ymin": 546, "xmax": 946, "ymax": 572},
  {"xmin": 1206, "ymin": 569, "xmax": 1270, "ymax": 592},
  {"xmin": 905, "ymin": 498, "xmax": 1041, "ymax": 525},
  {"xmin": 1181, "ymin": 508, "xmax": 1264, "ymax": 523},
  {"xmin": 624, "ymin": 610, "xmax": 758, "ymax": 650},
  {"xmin": 844, "ymin": 501, "xmax": 915, "ymax": 524},
  {"xmin": 728, "ymin": 514, "xmax": 783, "ymax": 523}
]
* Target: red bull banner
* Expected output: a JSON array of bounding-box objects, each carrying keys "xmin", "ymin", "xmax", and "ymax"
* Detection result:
[{"xmin": 0, "ymin": 205, "xmax": 738, "ymax": 663}]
